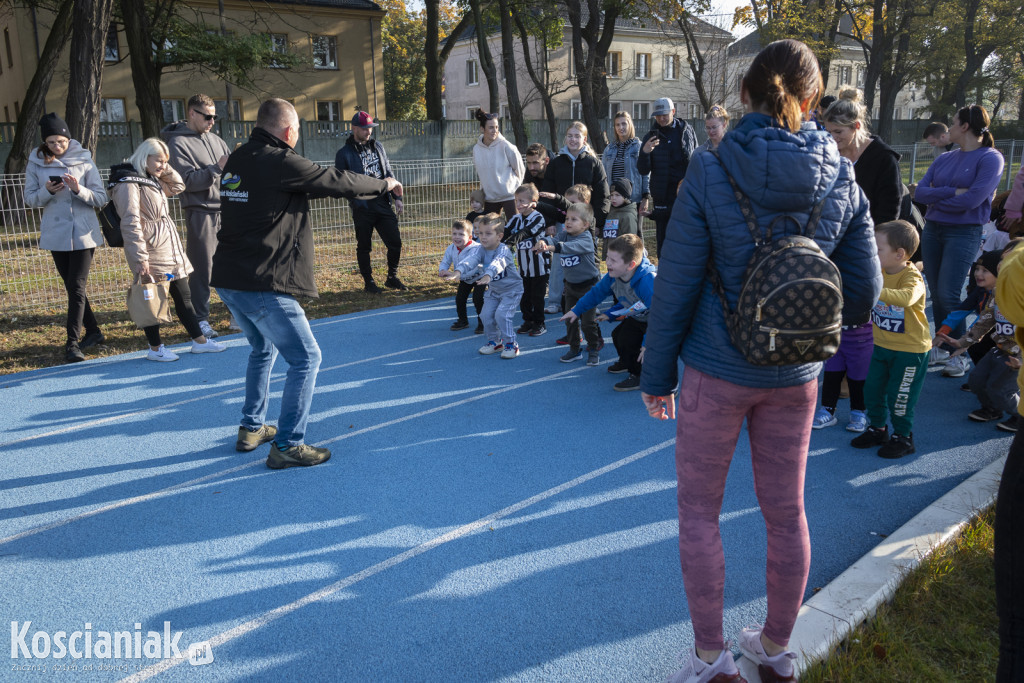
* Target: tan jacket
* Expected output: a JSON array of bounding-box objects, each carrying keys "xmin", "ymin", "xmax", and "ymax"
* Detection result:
[{"xmin": 112, "ymin": 168, "xmax": 191, "ymax": 280}]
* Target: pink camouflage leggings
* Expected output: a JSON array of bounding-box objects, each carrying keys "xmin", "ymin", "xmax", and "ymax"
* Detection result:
[{"xmin": 675, "ymin": 367, "xmax": 815, "ymax": 651}]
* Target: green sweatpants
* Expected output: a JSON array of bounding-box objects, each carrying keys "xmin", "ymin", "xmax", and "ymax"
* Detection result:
[{"xmin": 864, "ymin": 345, "xmax": 929, "ymax": 437}]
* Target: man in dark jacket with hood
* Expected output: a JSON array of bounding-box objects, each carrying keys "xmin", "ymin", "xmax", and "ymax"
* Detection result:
[
  {"xmin": 638, "ymin": 97, "xmax": 698, "ymax": 257},
  {"xmin": 212, "ymin": 98, "xmax": 400, "ymax": 470},
  {"xmin": 335, "ymin": 111, "xmax": 406, "ymax": 293}
]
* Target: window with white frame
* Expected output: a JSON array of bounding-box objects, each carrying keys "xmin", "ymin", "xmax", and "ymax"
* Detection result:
[
  {"xmin": 316, "ymin": 100, "xmax": 342, "ymax": 121},
  {"xmin": 312, "ymin": 35, "xmax": 337, "ymax": 69},
  {"xmin": 568, "ymin": 47, "xmax": 575, "ymax": 77},
  {"xmin": 838, "ymin": 65, "xmax": 851, "ymax": 86},
  {"xmin": 161, "ymin": 99, "xmax": 185, "ymax": 122},
  {"xmin": 606, "ymin": 51, "xmax": 621, "ymax": 78},
  {"xmin": 635, "ymin": 52, "xmax": 651, "ymax": 79},
  {"xmin": 856, "ymin": 67, "xmax": 865, "ymax": 87},
  {"xmin": 465, "ymin": 107, "xmax": 477, "ymax": 120},
  {"xmin": 268, "ymin": 33, "xmax": 288, "ymax": 68},
  {"xmin": 500, "ymin": 103, "xmax": 509, "ymax": 119},
  {"xmin": 633, "ymin": 102, "xmax": 649, "ymax": 121},
  {"xmin": 570, "ymin": 100, "xmax": 583, "ymax": 119},
  {"xmin": 609, "ymin": 102, "xmax": 624, "ymax": 118},
  {"xmin": 99, "ymin": 98, "xmax": 127, "ymax": 122},
  {"xmin": 466, "ymin": 59, "xmax": 479, "ymax": 86},
  {"xmin": 664, "ymin": 54, "xmax": 678, "ymax": 80}
]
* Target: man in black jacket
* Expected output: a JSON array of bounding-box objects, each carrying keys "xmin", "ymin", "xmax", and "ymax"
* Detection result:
[
  {"xmin": 335, "ymin": 111, "xmax": 406, "ymax": 293},
  {"xmin": 638, "ymin": 97, "xmax": 697, "ymax": 257},
  {"xmin": 212, "ymin": 99, "xmax": 400, "ymax": 470}
]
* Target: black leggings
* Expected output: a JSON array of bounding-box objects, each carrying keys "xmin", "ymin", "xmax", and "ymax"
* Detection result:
[
  {"xmin": 51, "ymin": 249, "xmax": 100, "ymax": 343},
  {"xmin": 143, "ymin": 277, "xmax": 203, "ymax": 347},
  {"xmin": 456, "ymin": 280, "xmax": 486, "ymax": 323},
  {"xmin": 821, "ymin": 370, "xmax": 866, "ymax": 412}
]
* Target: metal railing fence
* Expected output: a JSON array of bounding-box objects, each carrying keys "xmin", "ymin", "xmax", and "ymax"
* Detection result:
[
  {"xmin": 0, "ymin": 158, "xmax": 480, "ymax": 316},
  {"xmin": 2, "ymin": 144, "xmax": 1023, "ymax": 317}
]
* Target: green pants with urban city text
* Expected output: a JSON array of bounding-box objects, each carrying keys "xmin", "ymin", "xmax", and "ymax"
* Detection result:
[{"xmin": 864, "ymin": 345, "xmax": 929, "ymax": 437}]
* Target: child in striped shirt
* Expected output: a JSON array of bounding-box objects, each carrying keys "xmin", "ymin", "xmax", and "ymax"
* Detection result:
[{"xmin": 504, "ymin": 183, "xmax": 550, "ymax": 337}]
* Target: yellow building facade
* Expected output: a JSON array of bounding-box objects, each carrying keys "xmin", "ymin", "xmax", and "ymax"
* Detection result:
[{"xmin": 0, "ymin": 0, "xmax": 386, "ymax": 126}]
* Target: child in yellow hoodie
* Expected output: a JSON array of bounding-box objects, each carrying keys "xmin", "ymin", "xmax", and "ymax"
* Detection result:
[
  {"xmin": 995, "ymin": 240, "xmax": 1024, "ymax": 681},
  {"xmin": 851, "ymin": 220, "xmax": 931, "ymax": 458}
]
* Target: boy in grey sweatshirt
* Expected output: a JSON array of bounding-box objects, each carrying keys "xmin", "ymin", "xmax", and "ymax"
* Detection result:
[
  {"xmin": 451, "ymin": 215, "xmax": 524, "ymax": 359},
  {"xmin": 534, "ymin": 202, "xmax": 603, "ymax": 365}
]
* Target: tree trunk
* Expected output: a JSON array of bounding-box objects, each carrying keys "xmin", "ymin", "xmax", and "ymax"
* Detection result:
[
  {"xmin": 3, "ymin": 0, "xmax": 74, "ymax": 176},
  {"xmin": 469, "ymin": 0, "xmax": 500, "ymax": 113},
  {"xmin": 564, "ymin": 0, "xmax": 618, "ymax": 153},
  {"xmin": 425, "ymin": 0, "xmax": 442, "ymax": 120},
  {"xmin": 65, "ymin": 0, "xmax": 117, "ymax": 154},
  {"xmin": 121, "ymin": 0, "xmax": 164, "ymax": 138},
  {"xmin": 433, "ymin": 10, "xmax": 474, "ymax": 119},
  {"xmin": 513, "ymin": 11, "xmax": 558, "ymax": 151},
  {"xmin": 497, "ymin": 0, "xmax": 526, "ymax": 149}
]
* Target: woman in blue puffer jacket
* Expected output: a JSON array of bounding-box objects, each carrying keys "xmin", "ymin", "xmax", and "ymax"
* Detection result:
[{"xmin": 642, "ymin": 40, "xmax": 882, "ymax": 683}]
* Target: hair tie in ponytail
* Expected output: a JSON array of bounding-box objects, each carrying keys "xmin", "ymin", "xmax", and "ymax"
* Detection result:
[{"xmin": 981, "ymin": 126, "xmax": 990, "ymax": 134}]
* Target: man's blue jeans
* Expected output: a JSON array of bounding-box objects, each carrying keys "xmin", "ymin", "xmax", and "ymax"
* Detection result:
[
  {"xmin": 921, "ymin": 220, "xmax": 982, "ymax": 334},
  {"xmin": 218, "ymin": 289, "xmax": 322, "ymax": 448}
]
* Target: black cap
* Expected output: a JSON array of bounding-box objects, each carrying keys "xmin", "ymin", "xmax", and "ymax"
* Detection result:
[
  {"xmin": 611, "ymin": 178, "xmax": 633, "ymax": 199},
  {"xmin": 977, "ymin": 249, "xmax": 1003, "ymax": 276},
  {"xmin": 39, "ymin": 113, "xmax": 70, "ymax": 139}
]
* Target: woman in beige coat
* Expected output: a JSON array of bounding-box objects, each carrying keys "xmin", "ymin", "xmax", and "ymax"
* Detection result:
[{"xmin": 112, "ymin": 138, "xmax": 225, "ymax": 361}]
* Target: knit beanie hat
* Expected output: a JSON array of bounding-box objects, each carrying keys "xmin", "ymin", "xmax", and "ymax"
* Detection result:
[
  {"xmin": 976, "ymin": 249, "xmax": 1003, "ymax": 276},
  {"xmin": 611, "ymin": 178, "xmax": 633, "ymax": 199},
  {"xmin": 39, "ymin": 113, "xmax": 70, "ymax": 139}
]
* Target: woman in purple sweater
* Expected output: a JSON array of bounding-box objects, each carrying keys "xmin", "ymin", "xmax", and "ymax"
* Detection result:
[{"xmin": 916, "ymin": 105, "xmax": 1003, "ymax": 332}]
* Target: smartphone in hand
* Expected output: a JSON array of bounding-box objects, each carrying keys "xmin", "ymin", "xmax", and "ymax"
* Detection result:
[{"xmin": 49, "ymin": 175, "xmax": 64, "ymax": 185}]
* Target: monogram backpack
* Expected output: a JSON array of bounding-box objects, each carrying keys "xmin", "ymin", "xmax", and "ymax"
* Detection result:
[{"xmin": 707, "ymin": 151, "xmax": 843, "ymax": 366}]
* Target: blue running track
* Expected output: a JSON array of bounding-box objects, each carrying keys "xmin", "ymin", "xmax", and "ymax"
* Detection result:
[{"xmin": 0, "ymin": 298, "xmax": 1007, "ymax": 681}]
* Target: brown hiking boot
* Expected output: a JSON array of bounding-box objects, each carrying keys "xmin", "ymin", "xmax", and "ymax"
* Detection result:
[
  {"xmin": 236, "ymin": 424, "xmax": 278, "ymax": 452},
  {"xmin": 267, "ymin": 443, "xmax": 331, "ymax": 469}
]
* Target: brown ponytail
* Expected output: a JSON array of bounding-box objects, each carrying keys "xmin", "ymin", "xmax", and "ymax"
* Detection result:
[
  {"xmin": 36, "ymin": 142, "xmax": 55, "ymax": 163},
  {"xmin": 742, "ymin": 39, "xmax": 822, "ymax": 133},
  {"xmin": 957, "ymin": 104, "xmax": 994, "ymax": 148},
  {"xmin": 475, "ymin": 108, "xmax": 498, "ymax": 128}
]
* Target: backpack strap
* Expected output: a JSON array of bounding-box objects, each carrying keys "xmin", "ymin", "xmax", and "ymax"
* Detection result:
[
  {"xmin": 710, "ymin": 149, "xmax": 763, "ymax": 244},
  {"xmin": 107, "ymin": 173, "xmax": 162, "ymax": 191}
]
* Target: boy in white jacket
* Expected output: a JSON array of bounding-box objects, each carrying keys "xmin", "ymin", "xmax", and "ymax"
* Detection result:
[{"xmin": 439, "ymin": 219, "xmax": 487, "ymax": 333}]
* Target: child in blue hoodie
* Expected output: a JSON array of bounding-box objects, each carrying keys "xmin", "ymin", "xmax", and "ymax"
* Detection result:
[{"xmin": 563, "ymin": 234, "xmax": 655, "ymax": 390}]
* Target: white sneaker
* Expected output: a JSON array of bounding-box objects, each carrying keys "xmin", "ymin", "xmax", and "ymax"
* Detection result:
[
  {"xmin": 228, "ymin": 317, "xmax": 243, "ymax": 332},
  {"xmin": 928, "ymin": 347, "xmax": 951, "ymax": 366},
  {"xmin": 543, "ymin": 303, "xmax": 560, "ymax": 314},
  {"xmin": 198, "ymin": 320, "xmax": 219, "ymax": 339},
  {"xmin": 666, "ymin": 647, "xmax": 743, "ymax": 683},
  {"xmin": 192, "ymin": 339, "xmax": 227, "ymax": 354},
  {"xmin": 941, "ymin": 354, "xmax": 969, "ymax": 377},
  {"xmin": 737, "ymin": 626, "xmax": 796, "ymax": 681},
  {"xmin": 147, "ymin": 344, "xmax": 179, "ymax": 362}
]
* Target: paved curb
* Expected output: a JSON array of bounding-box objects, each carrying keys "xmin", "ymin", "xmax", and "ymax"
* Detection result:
[{"xmin": 737, "ymin": 453, "xmax": 1006, "ymax": 681}]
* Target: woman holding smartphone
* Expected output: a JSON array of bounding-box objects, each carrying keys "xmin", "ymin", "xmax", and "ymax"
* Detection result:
[{"xmin": 24, "ymin": 113, "xmax": 108, "ymax": 363}]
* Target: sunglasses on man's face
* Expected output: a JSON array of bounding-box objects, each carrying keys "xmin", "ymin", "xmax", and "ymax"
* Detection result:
[{"xmin": 192, "ymin": 110, "xmax": 218, "ymax": 122}]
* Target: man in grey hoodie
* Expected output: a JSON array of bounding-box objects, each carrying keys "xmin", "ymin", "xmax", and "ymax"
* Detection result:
[{"xmin": 162, "ymin": 93, "xmax": 232, "ymax": 339}]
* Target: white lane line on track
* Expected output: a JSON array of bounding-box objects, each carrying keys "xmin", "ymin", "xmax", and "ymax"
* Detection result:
[
  {"xmin": 0, "ymin": 363, "xmax": 584, "ymax": 546},
  {"xmin": 117, "ymin": 437, "xmax": 677, "ymax": 683},
  {"xmin": 0, "ymin": 337, "xmax": 472, "ymax": 449}
]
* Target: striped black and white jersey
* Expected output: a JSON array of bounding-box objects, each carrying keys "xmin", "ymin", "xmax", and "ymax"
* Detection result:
[{"xmin": 503, "ymin": 209, "xmax": 550, "ymax": 278}]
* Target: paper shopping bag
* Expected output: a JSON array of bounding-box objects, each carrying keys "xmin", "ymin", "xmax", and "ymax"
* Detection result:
[{"xmin": 126, "ymin": 277, "xmax": 172, "ymax": 328}]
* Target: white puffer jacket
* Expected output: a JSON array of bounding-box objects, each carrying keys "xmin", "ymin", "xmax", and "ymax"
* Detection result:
[{"xmin": 24, "ymin": 140, "xmax": 107, "ymax": 251}]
